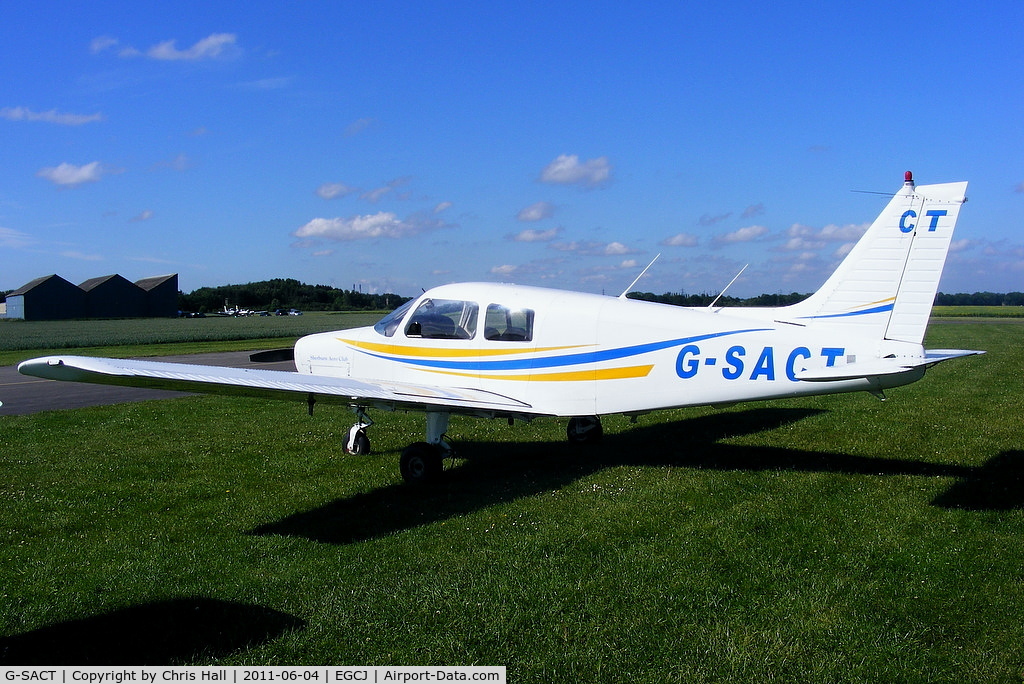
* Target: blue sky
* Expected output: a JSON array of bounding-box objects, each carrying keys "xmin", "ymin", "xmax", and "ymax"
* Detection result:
[{"xmin": 2, "ymin": 0, "xmax": 1022, "ymax": 298}]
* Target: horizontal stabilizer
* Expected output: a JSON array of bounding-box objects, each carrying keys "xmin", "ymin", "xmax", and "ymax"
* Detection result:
[
  {"xmin": 18, "ymin": 355, "xmax": 535, "ymax": 414},
  {"xmin": 795, "ymin": 349, "xmax": 984, "ymax": 382}
]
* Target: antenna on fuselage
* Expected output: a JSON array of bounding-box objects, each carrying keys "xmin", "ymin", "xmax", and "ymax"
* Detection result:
[
  {"xmin": 707, "ymin": 264, "xmax": 748, "ymax": 309},
  {"xmin": 618, "ymin": 253, "xmax": 660, "ymax": 299}
]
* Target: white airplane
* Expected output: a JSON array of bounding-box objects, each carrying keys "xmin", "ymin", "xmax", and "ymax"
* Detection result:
[
  {"xmin": 18, "ymin": 172, "xmax": 982, "ymax": 484},
  {"xmin": 220, "ymin": 301, "xmax": 258, "ymax": 317}
]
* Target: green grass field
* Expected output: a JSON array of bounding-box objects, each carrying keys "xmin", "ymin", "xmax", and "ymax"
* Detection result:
[{"xmin": 1, "ymin": 320, "xmax": 1022, "ymax": 680}]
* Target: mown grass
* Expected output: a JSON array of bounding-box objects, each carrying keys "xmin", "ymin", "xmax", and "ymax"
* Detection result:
[{"xmin": 0, "ymin": 320, "xmax": 1022, "ymax": 680}]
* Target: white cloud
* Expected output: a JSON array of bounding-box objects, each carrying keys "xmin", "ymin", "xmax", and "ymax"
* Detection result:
[
  {"xmin": 539, "ymin": 154, "xmax": 611, "ymax": 188},
  {"xmin": 603, "ymin": 241, "xmax": 632, "ymax": 256},
  {"xmin": 742, "ymin": 203, "xmax": 765, "ymax": 219},
  {"xmin": 130, "ymin": 210, "xmax": 154, "ymax": 222},
  {"xmin": 778, "ymin": 222, "xmax": 867, "ymax": 251},
  {"xmin": 491, "ymin": 264, "xmax": 518, "ymax": 277},
  {"xmin": 361, "ymin": 187, "xmax": 391, "ymax": 203},
  {"xmin": 61, "ymin": 250, "xmax": 103, "ymax": 261},
  {"xmin": 154, "ymin": 153, "xmax": 189, "ymax": 172},
  {"xmin": 1, "ymin": 106, "xmax": 103, "ymax": 126},
  {"xmin": 36, "ymin": 161, "xmax": 107, "ymax": 187},
  {"xmin": 294, "ymin": 211, "xmax": 442, "ymax": 242},
  {"xmin": 96, "ymin": 34, "xmax": 239, "ymax": 61},
  {"xmin": 433, "ymin": 201, "xmax": 452, "ymax": 214},
  {"xmin": 0, "ymin": 227, "xmax": 34, "ymax": 248},
  {"xmin": 146, "ymin": 34, "xmax": 239, "ymax": 61},
  {"xmin": 550, "ymin": 239, "xmax": 638, "ymax": 256},
  {"xmin": 90, "ymin": 36, "xmax": 119, "ymax": 54},
  {"xmin": 360, "ymin": 177, "xmax": 412, "ymax": 204},
  {"xmin": 661, "ymin": 232, "xmax": 698, "ymax": 247},
  {"xmin": 316, "ymin": 182, "xmax": 355, "ymax": 200},
  {"xmin": 236, "ymin": 77, "xmax": 293, "ymax": 91},
  {"xmin": 699, "ymin": 212, "xmax": 732, "ymax": 226},
  {"xmin": 128, "ymin": 256, "xmax": 175, "ymax": 265},
  {"xmin": 833, "ymin": 242, "xmax": 856, "ymax": 259},
  {"xmin": 818, "ymin": 222, "xmax": 868, "ymax": 241},
  {"xmin": 510, "ymin": 227, "xmax": 562, "ymax": 243},
  {"xmin": 516, "ymin": 201, "xmax": 555, "ymax": 222},
  {"xmin": 344, "ymin": 118, "xmax": 376, "ymax": 137},
  {"xmin": 715, "ymin": 225, "xmax": 769, "ymax": 245}
]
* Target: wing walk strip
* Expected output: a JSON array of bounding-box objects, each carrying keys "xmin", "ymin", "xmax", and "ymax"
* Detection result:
[{"xmin": 17, "ymin": 356, "xmax": 535, "ymax": 412}]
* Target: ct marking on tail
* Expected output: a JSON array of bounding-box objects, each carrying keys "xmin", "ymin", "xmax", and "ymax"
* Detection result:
[{"xmin": 900, "ymin": 209, "xmax": 947, "ymax": 233}]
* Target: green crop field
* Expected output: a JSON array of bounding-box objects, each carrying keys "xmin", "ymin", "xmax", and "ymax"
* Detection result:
[
  {"xmin": 931, "ymin": 306, "xmax": 1024, "ymax": 318},
  {"xmin": 0, "ymin": 312, "xmax": 382, "ymax": 366},
  {"xmin": 1, "ymin": 320, "xmax": 1022, "ymax": 681}
]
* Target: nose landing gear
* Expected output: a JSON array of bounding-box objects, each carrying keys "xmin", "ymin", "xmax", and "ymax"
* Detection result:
[{"xmin": 343, "ymin": 408, "xmax": 373, "ymax": 455}]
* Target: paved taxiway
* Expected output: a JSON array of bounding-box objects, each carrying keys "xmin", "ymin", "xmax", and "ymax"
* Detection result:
[{"xmin": 0, "ymin": 351, "xmax": 295, "ymax": 416}]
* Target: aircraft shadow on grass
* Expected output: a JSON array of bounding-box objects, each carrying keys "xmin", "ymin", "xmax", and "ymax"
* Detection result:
[
  {"xmin": 0, "ymin": 597, "xmax": 304, "ymax": 666},
  {"xmin": 251, "ymin": 407, "xmax": 1024, "ymax": 546}
]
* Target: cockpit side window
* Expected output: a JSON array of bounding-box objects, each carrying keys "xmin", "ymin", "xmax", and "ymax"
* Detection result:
[
  {"xmin": 373, "ymin": 298, "xmax": 416, "ymax": 337},
  {"xmin": 405, "ymin": 298, "xmax": 479, "ymax": 339},
  {"xmin": 484, "ymin": 304, "xmax": 534, "ymax": 342}
]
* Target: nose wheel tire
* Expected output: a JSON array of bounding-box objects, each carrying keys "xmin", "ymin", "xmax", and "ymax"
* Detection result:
[{"xmin": 344, "ymin": 426, "xmax": 371, "ymax": 455}]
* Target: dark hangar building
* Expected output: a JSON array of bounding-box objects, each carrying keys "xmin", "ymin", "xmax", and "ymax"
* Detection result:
[{"xmin": 3, "ymin": 273, "xmax": 178, "ymax": 320}]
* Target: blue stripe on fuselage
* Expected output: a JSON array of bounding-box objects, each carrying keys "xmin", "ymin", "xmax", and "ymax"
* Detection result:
[{"xmin": 355, "ymin": 328, "xmax": 770, "ymax": 372}]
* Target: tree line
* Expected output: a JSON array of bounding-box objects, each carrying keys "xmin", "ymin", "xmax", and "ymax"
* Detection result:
[
  {"xmin": 7, "ymin": 279, "xmax": 1022, "ymax": 312},
  {"xmin": 176, "ymin": 278, "xmax": 410, "ymax": 313},
  {"xmin": 629, "ymin": 291, "xmax": 1024, "ymax": 308}
]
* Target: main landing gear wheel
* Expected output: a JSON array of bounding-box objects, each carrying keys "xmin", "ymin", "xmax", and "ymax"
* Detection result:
[
  {"xmin": 400, "ymin": 442, "xmax": 444, "ymax": 484},
  {"xmin": 567, "ymin": 416, "xmax": 603, "ymax": 444}
]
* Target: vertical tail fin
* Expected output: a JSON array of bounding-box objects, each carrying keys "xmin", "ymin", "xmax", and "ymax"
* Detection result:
[{"xmin": 780, "ymin": 172, "xmax": 968, "ymax": 344}]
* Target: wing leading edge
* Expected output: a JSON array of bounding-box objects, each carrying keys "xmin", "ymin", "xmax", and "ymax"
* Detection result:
[{"xmin": 17, "ymin": 355, "xmax": 536, "ymax": 415}]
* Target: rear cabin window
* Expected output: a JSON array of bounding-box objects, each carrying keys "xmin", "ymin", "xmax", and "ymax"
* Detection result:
[
  {"xmin": 404, "ymin": 299, "xmax": 478, "ymax": 339},
  {"xmin": 484, "ymin": 304, "xmax": 534, "ymax": 342}
]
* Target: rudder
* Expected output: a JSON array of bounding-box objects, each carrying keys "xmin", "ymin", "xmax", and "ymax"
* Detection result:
[{"xmin": 779, "ymin": 172, "xmax": 968, "ymax": 344}]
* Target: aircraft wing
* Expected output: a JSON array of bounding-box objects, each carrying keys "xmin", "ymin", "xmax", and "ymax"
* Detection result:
[
  {"xmin": 794, "ymin": 349, "xmax": 984, "ymax": 382},
  {"xmin": 17, "ymin": 355, "xmax": 537, "ymax": 415}
]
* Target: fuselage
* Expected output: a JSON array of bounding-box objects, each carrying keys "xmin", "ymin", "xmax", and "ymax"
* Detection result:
[{"xmin": 293, "ymin": 282, "xmax": 925, "ymax": 417}]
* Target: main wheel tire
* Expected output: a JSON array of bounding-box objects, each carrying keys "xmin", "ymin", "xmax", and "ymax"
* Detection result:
[
  {"xmin": 400, "ymin": 442, "xmax": 444, "ymax": 484},
  {"xmin": 567, "ymin": 416, "xmax": 603, "ymax": 444}
]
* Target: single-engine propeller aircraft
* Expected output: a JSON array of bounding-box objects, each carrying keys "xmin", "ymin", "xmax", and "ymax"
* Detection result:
[{"xmin": 18, "ymin": 172, "xmax": 983, "ymax": 483}]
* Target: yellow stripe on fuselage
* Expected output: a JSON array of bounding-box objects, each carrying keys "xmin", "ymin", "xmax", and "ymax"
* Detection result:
[
  {"xmin": 419, "ymin": 365, "xmax": 654, "ymax": 382},
  {"xmin": 340, "ymin": 338, "xmax": 590, "ymax": 358}
]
